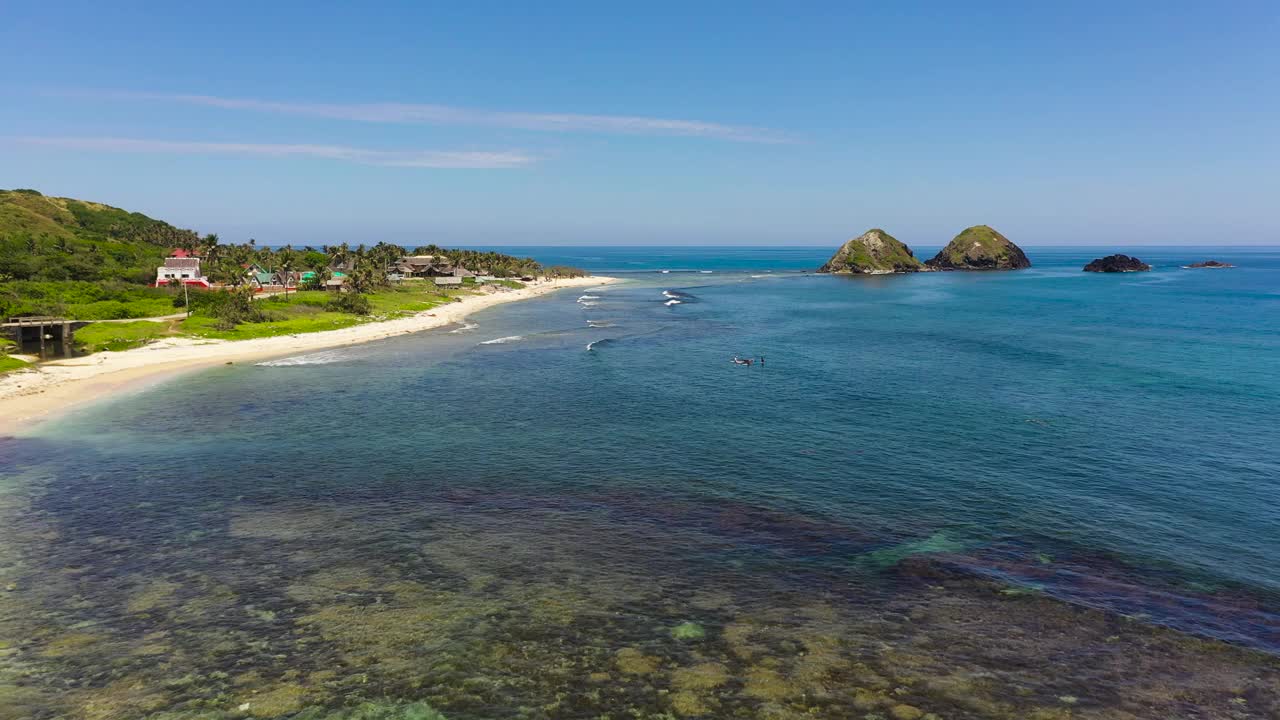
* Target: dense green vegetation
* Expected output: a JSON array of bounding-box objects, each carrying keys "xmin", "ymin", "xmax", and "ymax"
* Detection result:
[
  {"xmin": 0, "ymin": 280, "xmax": 177, "ymax": 320},
  {"xmin": 0, "ymin": 189, "xmax": 589, "ymax": 355},
  {"xmin": 0, "ymin": 189, "xmax": 199, "ymax": 284}
]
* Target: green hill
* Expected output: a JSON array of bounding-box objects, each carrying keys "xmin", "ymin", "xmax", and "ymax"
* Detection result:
[{"xmin": 0, "ymin": 188, "xmax": 200, "ymax": 284}]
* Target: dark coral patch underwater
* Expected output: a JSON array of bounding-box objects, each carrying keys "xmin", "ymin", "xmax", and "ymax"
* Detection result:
[{"xmin": 1, "ymin": 472, "xmax": 1278, "ymax": 720}]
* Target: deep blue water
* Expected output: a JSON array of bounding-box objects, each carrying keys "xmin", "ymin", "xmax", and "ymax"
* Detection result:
[{"xmin": 3, "ymin": 246, "xmax": 1280, "ymax": 717}]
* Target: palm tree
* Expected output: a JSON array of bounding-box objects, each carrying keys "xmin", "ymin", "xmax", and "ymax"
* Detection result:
[
  {"xmin": 203, "ymin": 233, "xmax": 222, "ymax": 262},
  {"xmin": 275, "ymin": 247, "xmax": 298, "ymax": 299}
]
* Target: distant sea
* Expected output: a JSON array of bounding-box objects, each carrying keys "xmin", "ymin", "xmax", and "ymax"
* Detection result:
[{"xmin": 3, "ymin": 246, "xmax": 1279, "ymax": 718}]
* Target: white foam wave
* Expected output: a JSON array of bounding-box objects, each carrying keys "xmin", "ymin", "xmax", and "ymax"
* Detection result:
[
  {"xmin": 665, "ymin": 299, "xmax": 682, "ymax": 306},
  {"xmin": 449, "ymin": 320, "xmax": 479, "ymax": 333},
  {"xmin": 577, "ymin": 295, "xmax": 601, "ymax": 302},
  {"xmin": 700, "ymin": 270, "xmax": 713, "ymax": 274},
  {"xmin": 479, "ymin": 335, "xmax": 524, "ymax": 345},
  {"xmin": 587, "ymin": 320, "xmax": 614, "ymax": 328},
  {"xmin": 257, "ymin": 350, "xmax": 352, "ymax": 367}
]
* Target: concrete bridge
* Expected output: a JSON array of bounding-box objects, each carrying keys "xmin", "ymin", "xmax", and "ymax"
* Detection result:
[{"xmin": 2, "ymin": 317, "xmax": 92, "ymax": 359}]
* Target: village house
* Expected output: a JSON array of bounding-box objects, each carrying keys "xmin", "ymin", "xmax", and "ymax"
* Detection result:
[
  {"xmin": 394, "ymin": 255, "xmax": 483, "ymax": 281},
  {"xmin": 318, "ymin": 257, "xmax": 357, "ymax": 291},
  {"xmin": 395, "ymin": 255, "xmax": 453, "ymax": 278},
  {"xmin": 154, "ymin": 249, "xmax": 211, "ymax": 288},
  {"xmin": 245, "ymin": 265, "xmax": 302, "ymax": 292}
]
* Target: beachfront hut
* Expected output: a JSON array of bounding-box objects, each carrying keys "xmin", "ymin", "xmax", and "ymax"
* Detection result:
[
  {"xmin": 246, "ymin": 270, "xmax": 274, "ymax": 290},
  {"xmin": 395, "ymin": 255, "xmax": 454, "ymax": 278},
  {"xmin": 432, "ymin": 276, "xmax": 463, "ymax": 287},
  {"xmin": 329, "ymin": 257, "xmax": 358, "ymax": 277},
  {"xmin": 247, "ymin": 269, "xmax": 302, "ymax": 292}
]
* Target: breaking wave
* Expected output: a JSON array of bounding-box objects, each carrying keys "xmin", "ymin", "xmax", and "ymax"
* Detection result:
[
  {"xmin": 257, "ymin": 350, "xmax": 353, "ymax": 367},
  {"xmin": 449, "ymin": 320, "xmax": 479, "ymax": 333},
  {"xmin": 586, "ymin": 338, "xmax": 617, "ymax": 351},
  {"xmin": 479, "ymin": 335, "xmax": 524, "ymax": 345},
  {"xmin": 662, "ymin": 289, "xmax": 696, "ymax": 306}
]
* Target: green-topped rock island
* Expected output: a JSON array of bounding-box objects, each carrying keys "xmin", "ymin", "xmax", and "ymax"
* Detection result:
[
  {"xmin": 816, "ymin": 229, "xmax": 926, "ymax": 274},
  {"xmin": 925, "ymin": 225, "xmax": 1032, "ymax": 270}
]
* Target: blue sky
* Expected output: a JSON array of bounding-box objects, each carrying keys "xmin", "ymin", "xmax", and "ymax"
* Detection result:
[{"xmin": 2, "ymin": 1, "xmax": 1277, "ymax": 246}]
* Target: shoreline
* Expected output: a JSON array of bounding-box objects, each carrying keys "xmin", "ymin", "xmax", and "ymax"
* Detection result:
[{"xmin": 0, "ymin": 276, "xmax": 614, "ymax": 435}]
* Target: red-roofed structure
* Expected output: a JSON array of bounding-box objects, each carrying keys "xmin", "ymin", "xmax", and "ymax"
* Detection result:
[{"xmin": 155, "ymin": 249, "xmax": 210, "ymax": 288}]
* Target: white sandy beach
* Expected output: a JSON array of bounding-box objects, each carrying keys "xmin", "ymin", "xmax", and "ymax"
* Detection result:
[{"xmin": 0, "ymin": 276, "xmax": 614, "ymax": 435}]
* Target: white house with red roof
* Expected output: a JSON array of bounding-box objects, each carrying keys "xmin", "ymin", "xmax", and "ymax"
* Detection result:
[{"xmin": 154, "ymin": 248, "xmax": 211, "ymax": 288}]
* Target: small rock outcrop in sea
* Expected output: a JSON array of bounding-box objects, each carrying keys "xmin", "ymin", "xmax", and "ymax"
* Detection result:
[
  {"xmin": 1184, "ymin": 259, "xmax": 1234, "ymax": 269},
  {"xmin": 817, "ymin": 229, "xmax": 925, "ymax": 274},
  {"xmin": 1083, "ymin": 254, "xmax": 1152, "ymax": 272},
  {"xmin": 924, "ymin": 225, "xmax": 1031, "ymax": 270}
]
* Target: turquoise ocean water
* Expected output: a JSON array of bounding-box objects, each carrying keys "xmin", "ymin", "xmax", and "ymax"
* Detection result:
[{"xmin": 2, "ymin": 246, "xmax": 1279, "ymax": 718}]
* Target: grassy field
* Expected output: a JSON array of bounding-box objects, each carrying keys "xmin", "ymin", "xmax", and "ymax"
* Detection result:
[
  {"xmin": 182, "ymin": 311, "xmax": 365, "ymax": 340},
  {"xmin": 63, "ymin": 284, "xmax": 479, "ymax": 351},
  {"xmin": 154, "ymin": 285, "xmax": 468, "ymax": 342},
  {"xmin": 0, "ymin": 355, "xmax": 30, "ymax": 374},
  {"xmin": 74, "ymin": 320, "xmax": 179, "ymax": 353},
  {"xmin": 364, "ymin": 284, "xmax": 464, "ymax": 316}
]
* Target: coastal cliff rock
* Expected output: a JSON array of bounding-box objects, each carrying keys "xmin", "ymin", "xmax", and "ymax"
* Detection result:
[
  {"xmin": 1185, "ymin": 259, "xmax": 1234, "ymax": 269},
  {"xmin": 1084, "ymin": 254, "xmax": 1151, "ymax": 272},
  {"xmin": 817, "ymin": 229, "xmax": 925, "ymax": 274},
  {"xmin": 925, "ymin": 225, "xmax": 1031, "ymax": 270}
]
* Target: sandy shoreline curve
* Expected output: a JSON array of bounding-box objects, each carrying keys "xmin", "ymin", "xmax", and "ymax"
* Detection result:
[{"xmin": 0, "ymin": 276, "xmax": 615, "ymax": 435}]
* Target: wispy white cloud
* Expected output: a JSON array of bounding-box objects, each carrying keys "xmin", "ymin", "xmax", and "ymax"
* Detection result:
[
  {"xmin": 86, "ymin": 91, "xmax": 794, "ymax": 144},
  {"xmin": 12, "ymin": 136, "xmax": 533, "ymax": 169}
]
